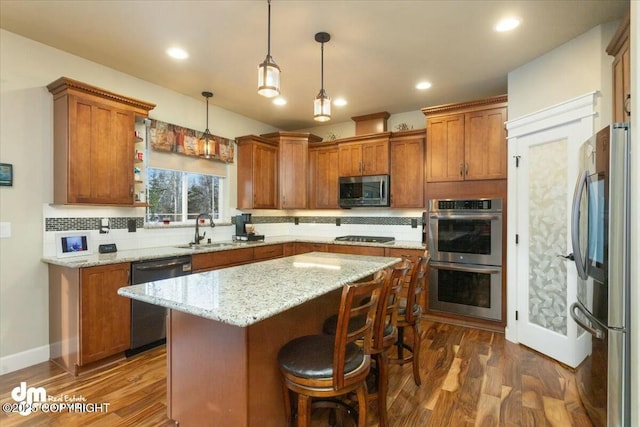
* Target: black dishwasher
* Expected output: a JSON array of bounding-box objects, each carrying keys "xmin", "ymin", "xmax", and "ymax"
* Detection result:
[{"xmin": 127, "ymin": 255, "xmax": 192, "ymax": 357}]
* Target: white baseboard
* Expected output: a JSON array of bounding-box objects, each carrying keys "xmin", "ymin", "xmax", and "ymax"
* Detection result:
[{"xmin": 0, "ymin": 345, "xmax": 50, "ymax": 376}]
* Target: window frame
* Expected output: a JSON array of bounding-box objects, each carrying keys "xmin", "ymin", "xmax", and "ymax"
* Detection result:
[{"xmin": 145, "ymin": 167, "xmax": 226, "ymax": 225}]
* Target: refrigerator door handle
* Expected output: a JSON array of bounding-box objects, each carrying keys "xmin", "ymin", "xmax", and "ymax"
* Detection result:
[
  {"xmin": 571, "ymin": 170, "xmax": 589, "ymax": 280},
  {"xmin": 570, "ymin": 302, "xmax": 606, "ymax": 340}
]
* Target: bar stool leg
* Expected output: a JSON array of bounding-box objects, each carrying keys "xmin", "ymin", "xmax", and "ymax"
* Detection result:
[
  {"xmin": 377, "ymin": 352, "xmax": 390, "ymax": 427},
  {"xmin": 411, "ymin": 322, "xmax": 422, "ymax": 386}
]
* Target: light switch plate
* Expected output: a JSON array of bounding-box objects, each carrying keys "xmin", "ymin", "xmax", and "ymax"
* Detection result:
[{"xmin": 0, "ymin": 222, "xmax": 11, "ymax": 238}]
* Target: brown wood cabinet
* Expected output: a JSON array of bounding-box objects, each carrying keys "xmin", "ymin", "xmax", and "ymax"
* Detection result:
[
  {"xmin": 47, "ymin": 77, "xmax": 155, "ymax": 205},
  {"xmin": 308, "ymin": 142, "xmax": 340, "ymax": 209},
  {"xmin": 327, "ymin": 244, "xmax": 385, "ymax": 256},
  {"xmin": 237, "ymin": 132, "xmax": 321, "ymax": 210},
  {"xmin": 423, "ymin": 96, "xmax": 507, "ymax": 183},
  {"xmin": 338, "ymin": 133, "xmax": 390, "ymax": 177},
  {"xmin": 237, "ymin": 136, "xmax": 279, "ymax": 209},
  {"xmin": 294, "ymin": 242, "xmax": 329, "ymax": 254},
  {"xmin": 607, "ymin": 11, "xmax": 630, "ymax": 123},
  {"xmin": 390, "ymin": 129, "xmax": 425, "ymax": 207},
  {"xmin": 49, "ymin": 262, "xmax": 131, "ymax": 374},
  {"xmin": 192, "ymin": 247, "xmax": 255, "ymax": 272},
  {"xmin": 80, "ymin": 263, "xmax": 131, "ymax": 365}
]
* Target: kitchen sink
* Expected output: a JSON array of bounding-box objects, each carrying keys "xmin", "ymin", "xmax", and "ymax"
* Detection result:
[{"xmin": 175, "ymin": 243, "xmax": 234, "ymax": 250}]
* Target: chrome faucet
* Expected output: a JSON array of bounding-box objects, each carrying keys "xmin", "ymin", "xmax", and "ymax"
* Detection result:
[{"xmin": 194, "ymin": 213, "xmax": 215, "ymax": 245}]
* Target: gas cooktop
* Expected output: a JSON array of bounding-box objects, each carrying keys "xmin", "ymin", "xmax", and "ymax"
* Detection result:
[{"xmin": 334, "ymin": 235, "xmax": 395, "ymax": 244}]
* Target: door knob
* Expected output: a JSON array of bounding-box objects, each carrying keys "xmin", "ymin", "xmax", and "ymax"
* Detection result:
[{"xmin": 557, "ymin": 253, "xmax": 575, "ymax": 261}]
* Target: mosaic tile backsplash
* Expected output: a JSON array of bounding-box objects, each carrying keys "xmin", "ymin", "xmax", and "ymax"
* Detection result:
[{"xmin": 47, "ymin": 215, "xmax": 418, "ymax": 232}]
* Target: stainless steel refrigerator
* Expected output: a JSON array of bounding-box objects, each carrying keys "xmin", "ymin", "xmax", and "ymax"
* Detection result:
[{"xmin": 570, "ymin": 123, "xmax": 631, "ymax": 427}]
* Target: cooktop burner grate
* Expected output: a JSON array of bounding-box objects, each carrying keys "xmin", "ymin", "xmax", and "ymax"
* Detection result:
[{"xmin": 334, "ymin": 235, "xmax": 395, "ymax": 243}]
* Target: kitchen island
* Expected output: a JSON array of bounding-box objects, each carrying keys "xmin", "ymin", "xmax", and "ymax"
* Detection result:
[{"xmin": 117, "ymin": 252, "xmax": 400, "ymax": 427}]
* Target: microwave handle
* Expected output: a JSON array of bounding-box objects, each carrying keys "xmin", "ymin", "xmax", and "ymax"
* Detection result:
[{"xmin": 380, "ymin": 179, "xmax": 385, "ymax": 199}]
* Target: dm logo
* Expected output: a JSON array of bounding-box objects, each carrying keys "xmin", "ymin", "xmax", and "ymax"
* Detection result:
[{"xmin": 11, "ymin": 382, "xmax": 46, "ymax": 416}]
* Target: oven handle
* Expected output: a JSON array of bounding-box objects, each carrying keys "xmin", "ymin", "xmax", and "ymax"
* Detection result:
[
  {"xmin": 430, "ymin": 261, "xmax": 501, "ymax": 274},
  {"xmin": 429, "ymin": 213, "xmax": 501, "ymax": 221}
]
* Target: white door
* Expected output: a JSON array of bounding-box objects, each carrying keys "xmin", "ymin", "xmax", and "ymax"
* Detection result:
[{"xmin": 506, "ymin": 93, "xmax": 595, "ymax": 368}]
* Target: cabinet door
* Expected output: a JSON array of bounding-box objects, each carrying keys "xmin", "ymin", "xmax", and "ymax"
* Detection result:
[
  {"xmin": 390, "ymin": 134, "xmax": 424, "ymax": 207},
  {"xmin": 612, "ymin": 40, "xmax": 630, "ymax": 123},
  {"xmin": 79, "ymin": 263, "xmax": 131, "ymax": 365},
  {"xmin": 253, "ymin": 143, "xmax": 279, "ymax": 209},
  {"xmin": 464, "ymin": 107, "xmax": 507, "ymax": 180},
  {"xmin": 426, "ymin": 114, "xmax": 465, "ymax": 182},
  {"xmin": 328, "ymin": 244, "xmax": 385, "ymax": 256},
  {"xmin": 338, "ymin": 143, "xmax": 362, "ymax": 176},
  {"xmin": 280, "ymin": 140, "xmax": 308, "ymax": 208},
  {"xmin": 361, "ymin": 140, "xmax": 389, "ymax": 175},
  {"xmin": 294, "ymin": 242, "xmax": 328, "ymax": 254},
  {"xmin": 69, "ymin": 96, "xmax": 135, "ymax": 204},
  {"xmin": 309, "ymin": 146, "xmax": 339, "ymax": 209}
]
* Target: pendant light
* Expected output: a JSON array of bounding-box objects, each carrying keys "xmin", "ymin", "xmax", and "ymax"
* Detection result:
[
  {"xmin": 313, "ymin": 32, "xmax": 331, "ymax": 122},
  {"xmin": 200, "ymin": 91, "xmax": 214, "ymax": 159},
  {"xmin": 257, "ymin": 0, "xmax": 280, "ymax": 97}
]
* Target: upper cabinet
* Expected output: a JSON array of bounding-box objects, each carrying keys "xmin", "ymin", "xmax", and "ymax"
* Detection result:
[
  {"xmin": 236, "ymin": 135, "xmax": 279, "ymax": 209},
  {"xmin": 337, "ymin": 133, "xmax": 391, "ymax": 177},
  {"xmin": 237, "ymin": 132, "xmax": 321, "ymax": 210},
  {"xmin": 309, "ymin": 142, "xmax": 340, "ymax": 209},
  {"xmin": 423, "ymin": 95, "xmax": 507, "ymax": 182},
  {"xmin": 606, "ymin": 10, "xmax": 630, "ymax": 123},
  {"xmin": 47, "ymin": 77, "xmax": 155, "ymax": 205},
  {"xmin": 389, "ymin": 129, "xmax": 425, "ymax": 208}
]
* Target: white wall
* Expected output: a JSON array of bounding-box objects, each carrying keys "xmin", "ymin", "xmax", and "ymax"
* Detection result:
[{"xmin": 0, "ymin": 29, "xmax": 278, "ymax": 371}]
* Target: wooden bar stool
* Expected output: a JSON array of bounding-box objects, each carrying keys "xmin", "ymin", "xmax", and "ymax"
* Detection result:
[
  {"xmin": 389, "ymin": 252, "xmax": 430, "ymax": 386},
  {"xmin": 322, "ymin": 261, "xmax": 412, "ymax": 427},
  {"xmin": 278, "ymin": 270, "xmax": 386, "ymax": 427}
]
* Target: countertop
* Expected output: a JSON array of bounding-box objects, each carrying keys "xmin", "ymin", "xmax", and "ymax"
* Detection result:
[
  {"xmin": 42, "ymin": 235, "xmax": 425, "ymax": 268},
  {"xmin": 117, "ymin": 252, "xmax": 401, "ymax": 327}
]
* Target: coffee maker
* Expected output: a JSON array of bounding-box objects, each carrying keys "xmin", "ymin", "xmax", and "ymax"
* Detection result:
[{"xmin": 234, "ymin": 213, "xmax": 264, "ymax": 241}]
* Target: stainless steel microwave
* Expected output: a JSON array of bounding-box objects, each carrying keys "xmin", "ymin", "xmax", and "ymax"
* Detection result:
[{"xmin": 339, "ymin": 175, "xmax": 390, "ymax": 208}]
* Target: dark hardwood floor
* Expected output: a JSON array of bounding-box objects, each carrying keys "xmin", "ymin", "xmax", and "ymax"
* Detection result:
[{"xmin": 0, "ymin": 320, "xmax": 592, "ymax": 426}]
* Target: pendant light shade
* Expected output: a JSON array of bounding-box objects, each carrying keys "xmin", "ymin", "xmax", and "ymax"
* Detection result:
[
  {"xmin": 199, "ymin": 91, "xmax": 214, "ymax": 159},
  {"xmin": 313, "ymin": 32, "xmax": 331, "ymax": 122},
  {"xmin": 257, "ymin": 0, "xmax": 280, "ymax": 97}
]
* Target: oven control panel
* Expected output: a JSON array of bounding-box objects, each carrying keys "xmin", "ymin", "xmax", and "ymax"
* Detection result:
[{"xmin": 429, "ymin": 198, "xmax": 502, "ymax": 212}]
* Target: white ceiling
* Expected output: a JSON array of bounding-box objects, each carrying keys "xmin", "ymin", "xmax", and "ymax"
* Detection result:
[{"xmin": 0, "ymin": 0, "xmax": 629, "ymax": 130}]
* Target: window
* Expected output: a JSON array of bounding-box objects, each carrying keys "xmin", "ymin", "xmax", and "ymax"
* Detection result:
[{"xmin": 146, "ymin": 168, "xmax": 222, "ymax": 223}]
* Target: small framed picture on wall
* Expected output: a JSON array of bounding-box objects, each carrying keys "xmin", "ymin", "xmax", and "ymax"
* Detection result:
[{"xmin": 0, "ymin": 163, "xmax": 13, "ymax": 186}]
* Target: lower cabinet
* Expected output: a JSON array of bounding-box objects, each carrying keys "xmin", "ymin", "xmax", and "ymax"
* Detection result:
[
  {"xmin": 294, "ymin": 242, "xmax": 329, "ymax": 254},
  {"xmin": 328, "ymin": 245, "xmax": 385, "ymax": 256},
  {"xmin": 49, "ymin": 262, "xmax": 131, "ymax": 375},
  {"xmin": 192, "ymin": 247, "xmax": 254, "ymax": 272},
  {"xmin": 80, "ymin": 264, "xmax": 131, "ymax": 365}
]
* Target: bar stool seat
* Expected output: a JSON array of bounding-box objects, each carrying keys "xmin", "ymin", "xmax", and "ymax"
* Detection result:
[{"xmin": 278, "ymin": 271, "xmax": 386, "ymax": 427}]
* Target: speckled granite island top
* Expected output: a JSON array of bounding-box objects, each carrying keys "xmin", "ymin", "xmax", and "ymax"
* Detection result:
[{"xmin": 117, "ymin": 252, "xmax": 400, "ymax": 327}]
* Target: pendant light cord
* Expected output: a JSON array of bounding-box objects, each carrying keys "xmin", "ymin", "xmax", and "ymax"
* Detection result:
[
  {"xmin": 267, "ymin": 0, "xmax": 272, "ymax": 57},
  {"xmin": 320, "ymin": 41, "xmax": 324, "ymax": 91}
]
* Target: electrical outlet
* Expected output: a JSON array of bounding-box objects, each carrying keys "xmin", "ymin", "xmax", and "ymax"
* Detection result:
[
  {"xmin": 411, "ymin": 218, "xmax": 418, "ymax": 228},
  {"xmin": 336, "ymin": 218, "xmax": 341, "ymax": 226},
  {"xmin": 100, "ymin": 218, "xmax": 110, "ymax": 234},
  {"xmin": 294, "ymin": 217, "xmax": 299, "ymax": 225}
]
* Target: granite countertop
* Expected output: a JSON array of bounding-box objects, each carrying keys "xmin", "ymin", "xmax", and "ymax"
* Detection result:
[
  {"xmin": 117, "ymin": 252, "xmax": 401, "ymax": 327},
  {"xmin": 42, "ymin": 235, "xmax": 425, "ymax": 268}
]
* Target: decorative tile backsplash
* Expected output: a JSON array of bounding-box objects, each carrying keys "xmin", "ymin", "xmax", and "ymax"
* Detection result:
[
  {"xmin": 46, "ymin": 217, "xmax": 144, "ymax": 231},
  {"xmin": 46, "ymin": 215, "xmax": 420, "ymax": 232}
]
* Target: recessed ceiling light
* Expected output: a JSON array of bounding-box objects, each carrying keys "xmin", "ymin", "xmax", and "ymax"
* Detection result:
[
  {"xmin": 273, "ymin": 97, "xmax": 287, "ymax": 106},
  {"xmin": 166, "ymin": 47, "xmax": 189, "ymax": 60},
  {"xmin": 416, "ymin": 81, "xmax": 432, "ymax": 90},
  {"xmin": 333, "ymin": 98, "xmax": 347, "ymax": 107},
  {"xmin": 495, "ymin": 18, "xmax": 521, "ymax": 32}
]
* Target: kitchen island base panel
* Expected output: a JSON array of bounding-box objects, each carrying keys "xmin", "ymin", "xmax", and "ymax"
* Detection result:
[{"xmin": 167, "ymin": 288, "xmax": 342, "ymax": 427}]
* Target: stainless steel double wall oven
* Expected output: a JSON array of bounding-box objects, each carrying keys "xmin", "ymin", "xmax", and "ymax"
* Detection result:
[{"xmin": 427, "ymin": 198, "xmax": 503, "ymax": 321}]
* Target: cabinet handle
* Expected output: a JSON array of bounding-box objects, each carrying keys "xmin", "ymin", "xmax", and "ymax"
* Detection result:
[
  {"xmin": 130, "ymin": 185, "xmax": 134, "ymax": 195},
  {"xmin": 459, "ymin": 163, "xmax": 463, "ymax": 177},
  {"xmin": 465, "ymin": 163, "xmax": 469, "ymax": 176}
]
